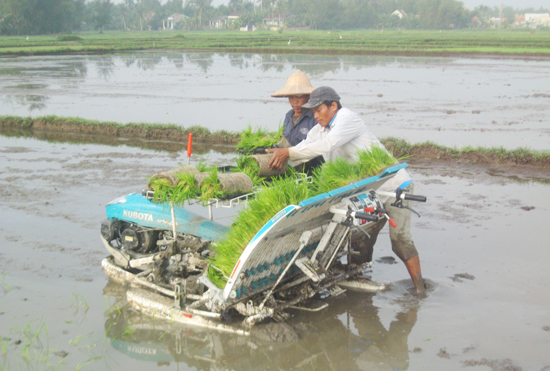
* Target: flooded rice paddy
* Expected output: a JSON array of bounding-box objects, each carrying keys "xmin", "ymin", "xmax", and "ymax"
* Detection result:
[
  {"xmin": 1, "ymin": 53, "xmax": 549, "ymax": 150},
  {"xmin": 1, "ymin": 53, "xmax": 550, "ymax": 370}
]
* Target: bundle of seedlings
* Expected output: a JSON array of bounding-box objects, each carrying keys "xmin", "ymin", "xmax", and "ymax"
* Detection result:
[
  {"xmin": 148, "ymin": 165, "xmax": 199, "ymax": 188},
  {"xmin": 147, "ymin": 165, "xmax": 200, "ymax": 204},
  {"xmin": 236, "ymin": 125, "xmax": 283, "ymax": 153},
  {"xmin": 207, "ymin": 175, "xmax": 311, "ymax": 288},
  {"xmin": 233, "ymin": 154, "xmax": 265, "ymax": 187},
  {"xmin": 248, "ymin": 153, "xmax": 289, "ymax": 177},
  {"xmin": 195, "ymin": 168, "xmax": 254, "ymax": 204}
]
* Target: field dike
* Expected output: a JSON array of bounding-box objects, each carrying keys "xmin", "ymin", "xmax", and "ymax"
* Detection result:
[{"xmin": 1, "ymin": 115, "xmax": 550, "ymax": 169}]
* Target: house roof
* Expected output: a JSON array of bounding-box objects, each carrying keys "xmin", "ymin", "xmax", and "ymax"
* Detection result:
[{"xmin": 391, "ymin": 9, "xmax": 407, "ymax": 17}]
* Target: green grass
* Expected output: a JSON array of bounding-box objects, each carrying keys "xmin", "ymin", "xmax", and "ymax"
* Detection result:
[
  {"xmin": 0, "ymin": 115, "xmax": 240, "ymax": 144},
  {"xmin": 1, "ymin": 29, "xmax": 550, "ymax": 56},
  {"xmin": 382, "ymin": 137, "xmax": 550, "ymax": 165}
]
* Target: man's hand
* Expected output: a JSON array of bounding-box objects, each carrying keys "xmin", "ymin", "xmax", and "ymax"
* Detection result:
[{"xmin": 266, "ymin": 148, "xmax": 290, "ymax": 169}]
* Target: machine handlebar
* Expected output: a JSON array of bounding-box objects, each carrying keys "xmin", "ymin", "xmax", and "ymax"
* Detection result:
[
  {"xmin": 353, "ymin": 212, "xmax": 380, "ymax": 222},
  {"xmin": 377, "ymin": 190, "xmax": 427, "ymax": 203},
  {"xmin": 404, "ymin": 194, "xmax": 427, "ymax": 202}
]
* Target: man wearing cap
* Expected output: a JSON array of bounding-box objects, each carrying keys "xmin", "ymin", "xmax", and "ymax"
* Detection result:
[
  {"xmin": 271, "ymin": 70, "xmax": 324, "ymax": 174},
  {"xmin": 267, "ymin": 86, "xmax": 426, "ymax": 295}
]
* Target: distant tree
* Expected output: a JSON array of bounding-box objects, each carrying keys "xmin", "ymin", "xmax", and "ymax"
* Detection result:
[
  {"xmin": 0, "ymin": 0, "xmax": 85, "ymax": 35},
  {"xmin": 238, "ymin": 10, "xmax": 264, "ymax": 28},
  {"xmin": 286, "ymin": 0, "xmax": 341, "ymax": 29},
  {"xmin": 339, "ymin": 0, "xmax": 376, "ymax": 29},
  {"xmin": 416, "ymin": 0, "xmax": 465, "ymax": 29},
  {"xmin": 91, "ymin": 0, "xmax": 113, "ymax": 33},
  {"xmin": 186, "ymin": 0, "xmax": 212, "ymax": 29},
  {"xmin": 164, "ymin": 0, "xmax": 184, "ymax": 15},
  {"xmin": 228, "ymin": 0, "xmax": 246, "ymax": 12}
]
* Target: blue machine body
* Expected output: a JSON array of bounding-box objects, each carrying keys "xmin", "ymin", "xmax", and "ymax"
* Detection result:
[{"xmin": 105, "ymin": 193, "xmax": 230, "ymax": 242}]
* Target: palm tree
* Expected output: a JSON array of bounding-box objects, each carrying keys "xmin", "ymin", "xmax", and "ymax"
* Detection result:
[{"xmin": 186, "ymin": 0, "xmax": 212, "ymax": 29}]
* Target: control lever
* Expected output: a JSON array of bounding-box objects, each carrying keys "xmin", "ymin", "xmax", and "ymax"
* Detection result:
[{"xmin": 388, "ymin": 188, "xmax": 427, "ymax": 218}]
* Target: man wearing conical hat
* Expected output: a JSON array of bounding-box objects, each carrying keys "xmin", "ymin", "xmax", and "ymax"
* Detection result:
[{"xmin": 272, "ymin": 70, "xmax": 323, "ymax": 174}]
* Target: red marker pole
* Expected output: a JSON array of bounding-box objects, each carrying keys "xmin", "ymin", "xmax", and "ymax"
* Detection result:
[{"xmin": 187, "ymin": 133, "xmax": 193, "ymax": 165}]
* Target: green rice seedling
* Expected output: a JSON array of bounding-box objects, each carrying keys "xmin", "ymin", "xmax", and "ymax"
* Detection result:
[
  {"xmin": 1, "ymin": 271, "xmax": 13, "ymax": 297},
  {"xmin": 195, "ymin": 159, "xmax": 210, "ymax": 172},
  {"xmin": 311, "ymin": 157, "xmax": 362, "ymax": 195},
  {"xmin": 241, "ymin": 166, "xmax": 265, "ymax": 188},
  {"xmin": 147, "ymin": 177, "xmax": 173, "ymax": 204},
  {"xmin": 236, "ymin": 125, "xmax": 283, "ymax": 152},
  {"xmin": 172, "ymin": 172, "xmax": 198, "ymax": 204},
  {"xmin": 69, "ymin": 332, "xmax": 92, "ymax": 346},
  {"xmin": 234, "ymin": 154, "xmax": 264, "ymax": 187},
  {"xmin": 149, "ymin": 170, "xmax": 201, "ymax": 206},
  {"xmin": 234, "ymin": 153, "xmax": 257, "ymax": 171},
  {"xmin": 69, "ymin": 293, "xmax": 89, "ymax": 316},
  {"xmin": 311, "ymin": 147, "xmax": 399, "ymax": 195},
  {"xmin": 198, "ymin": 168, "xmax": 224, "ymax": 203},
  {"xmin": 357, "ymin": 146, "xmax": 400, "ymax": 177},
  {"xmin": 76, "ymin": 356, "xmax": 102, "ymax": 371},
  {"xmin": 208, "ymin": 175, "xmax": 310, "ymax": 287},
  {"xmin": 122, "ymin": 327, "xmax": 135, "ymax": 337}
]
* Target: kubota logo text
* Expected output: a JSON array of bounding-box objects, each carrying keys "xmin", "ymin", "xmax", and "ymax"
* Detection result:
[{"xmin": 123, "ymin": 209, "xmax": 153, "ymax": 222}]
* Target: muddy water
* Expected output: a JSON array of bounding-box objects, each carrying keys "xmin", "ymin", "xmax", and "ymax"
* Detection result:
[
  {"xmin": 1, "ymin": 134, "xmax": 550, "ymax": 371},
  {"xmin": 1, "ymin": 53, "xmax": 550, "ymax": 150}
]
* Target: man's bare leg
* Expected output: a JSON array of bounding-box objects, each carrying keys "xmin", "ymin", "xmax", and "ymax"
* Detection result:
[{"xmin": 404, "ymin": 255, "xmax": 426, "ymax": 295}]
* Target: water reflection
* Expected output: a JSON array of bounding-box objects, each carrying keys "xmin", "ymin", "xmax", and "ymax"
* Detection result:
[
  {"xmin": 103, "ymin": 281, "xmax": 417, "ymax": 370},
  {"xmin": 5, "ymin": 94, "xmax": 49, "ymax": 112},
  {"xmin": 137, "ymin": 54, "xmax": 165, "ymax": 71},
  {"xmin": 184, "ymin": 53, "xmax": 215, "ymax": 73},
  {"xmin": 4, "ymin": 83, "xmax": 48, "ymax": 89},
  {"xmin": 95, "ymin": 57, "xmax": 116, "ymax": 80},
  {"xmin": 227, "ymin": 53, "xmax": 255, "ymax": 69}
]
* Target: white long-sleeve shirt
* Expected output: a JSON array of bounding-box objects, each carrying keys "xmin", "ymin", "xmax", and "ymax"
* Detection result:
[
  {"xmin": 289, "ymin": 107, "xmax": 382, "ymax": 163},
  {"xmin": 288, "ymin": 107, "xmax": 411, "ymax": 199}
]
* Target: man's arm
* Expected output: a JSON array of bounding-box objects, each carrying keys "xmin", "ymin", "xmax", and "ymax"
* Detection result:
[{"xmin": 289, "ymin": 111, "xmax": 364, "ymax": 161}]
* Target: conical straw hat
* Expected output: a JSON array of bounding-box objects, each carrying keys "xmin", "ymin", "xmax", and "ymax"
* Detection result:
[{"xmin": 271, "ymin": 70, "xmax": 315, "ymax": 97}]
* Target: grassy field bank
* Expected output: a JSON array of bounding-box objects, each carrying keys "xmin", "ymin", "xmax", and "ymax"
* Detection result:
[
  {"xmin": 1, "ymin": 29, "xmax": 550, "ymax": 56},
  {"xmin": 2, "ymin": 115, "xmax": 549, "ymax": 169}
]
